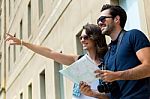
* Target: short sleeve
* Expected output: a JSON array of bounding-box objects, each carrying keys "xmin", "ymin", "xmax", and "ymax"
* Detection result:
[{"xmin": 129, "ymin": 29, "xmax": 150, "ymax": 52}]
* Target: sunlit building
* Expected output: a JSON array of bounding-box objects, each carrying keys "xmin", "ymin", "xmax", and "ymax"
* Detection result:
[{"xmin": 0, "ymin": 0, "xmax": 150, "ymax": 99}]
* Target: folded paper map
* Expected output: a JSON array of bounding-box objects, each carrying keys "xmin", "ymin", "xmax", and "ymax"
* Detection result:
[{"xmin": 59, "ymin": 54, "xmax": 100, "ymax": 83}]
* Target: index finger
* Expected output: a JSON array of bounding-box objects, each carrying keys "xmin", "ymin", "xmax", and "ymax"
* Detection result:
[
  {"xmin": 94, "ymin": 69, "xmax": 105, "ymax": 74},
  {"xmin": 5, "ymin": 33, "xmax": 13, "ymax": 37}
]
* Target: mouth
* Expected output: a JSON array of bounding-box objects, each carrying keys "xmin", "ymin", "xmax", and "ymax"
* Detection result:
[
  {"xmin": 101, "ymin": 26, "xmax": 106, "ymax": 32},
  {"xmin": 82, "ymin": 43, "xmax": 88, "ymax": 47},
  {"xmin": 100, "ymin": 24, "xmax": 106, "ymax": 30}
]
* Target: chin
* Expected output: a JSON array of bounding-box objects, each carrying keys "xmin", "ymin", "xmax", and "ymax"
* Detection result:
[
  {"xmin": 83, "ymin": 47, "xmax": 88, "ymax": 50},
  {"xmin": 102, "ymin": 30, "xmax": 110, "ymax": 35}
]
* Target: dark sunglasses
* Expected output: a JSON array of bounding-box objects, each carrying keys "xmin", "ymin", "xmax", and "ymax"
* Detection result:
[
  {"xmin": 79, "ymin": 35, "xmax": 90, "ymax": 40},
  {"xmin": 97, "ymin": 16, "xmax": 113, "ymax": 24}
]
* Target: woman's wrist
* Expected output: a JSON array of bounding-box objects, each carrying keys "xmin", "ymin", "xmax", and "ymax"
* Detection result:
[
  {"xmin": 91, "ymin": 91, "xmax": 101, "ymax": 98},
  {"xmin": 20, "ymin": 39, "xmax": 26, "ymax": 47},
  {"xmin": 92, "ymin": 91, "xmax": 108, "ymax": 99}
]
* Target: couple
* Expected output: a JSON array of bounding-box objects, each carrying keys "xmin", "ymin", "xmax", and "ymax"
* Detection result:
[{"xmin": 5, "ymin": 4, "xmax": 150, "ymax": 99}]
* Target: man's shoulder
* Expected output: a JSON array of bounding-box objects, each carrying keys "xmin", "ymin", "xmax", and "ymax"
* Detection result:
[
  {"xmin": 125, "ymin": 29, "xmax": 150, "ymax": 51},
  {"xmin": 126, "ymin": 29, "xmax": 143, "ymax": 34},
  {"xmin": 125, "ymin": 29, "xmax": 147, "ymax": 39}
]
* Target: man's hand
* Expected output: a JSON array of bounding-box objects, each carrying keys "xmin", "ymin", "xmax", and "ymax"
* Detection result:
[{"xmin": 95, "ymin": 70, "xmax": 121, "ymax": 82}]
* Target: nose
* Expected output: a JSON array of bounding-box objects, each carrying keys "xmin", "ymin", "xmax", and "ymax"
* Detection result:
[{"xmin": 97, "ymin": 21, "xmax": 103, "ymax": 27}]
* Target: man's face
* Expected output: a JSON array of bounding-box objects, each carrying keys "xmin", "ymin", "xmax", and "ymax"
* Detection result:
[{"xmin": 97, "ymin": 9, "xmax": 115, "ymax": 35}]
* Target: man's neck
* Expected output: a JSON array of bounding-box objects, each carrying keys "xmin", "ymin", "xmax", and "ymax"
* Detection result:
[{"xmin": 110, "ymin": 28, "xmax": 122, "ymax": 41}]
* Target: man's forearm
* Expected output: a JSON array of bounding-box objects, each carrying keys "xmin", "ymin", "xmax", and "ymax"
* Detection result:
[{"xmin": 118, "ymin": 64, "xmax": 150, "ymax": 80}]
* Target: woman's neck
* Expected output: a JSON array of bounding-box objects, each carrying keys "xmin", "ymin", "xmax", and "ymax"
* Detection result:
[{"xmin": 87, "ymin": 50, "xmax": 101, "ymax": 65}]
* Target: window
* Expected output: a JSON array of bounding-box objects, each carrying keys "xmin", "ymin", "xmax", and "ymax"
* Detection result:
[
  {"xmin": 54, "ymin": 61, "xmax": 65, "ymax": 99},
  {"xmin": 0, "ymin": 15, "xmax": 1, "ymax": 40},
  {"xmin": 28, "ymin": 84, "xmax": 32, "ymax": 99},
  {"xmin": 28, "ymin": 1, "xmax": 31, "ymax": 38},
  {"xmin": 20, "ymin": 20, "xmax": 23, "ymax": 51},
  {"xmin": 8, "ymin": 46, "xmax": 11, "ymax": 71},
  {"xmin": 13, "ymin": 43, "xmax": 16, "ymax": 62},
  {"xmin": 40, "ymin": 70, "xmax": 46, "ymax": 99},
  {"xmin": 76, "ymin": 31, "xmax": 86, "ymax": 55},
  {"xmin": 13, "ymin": 34, "xmax": 16, "ymax": 62},
  {"xmin": 20, "ymin": 93, "xmax": 23, "ymax": 99},
  {"xmin": 9, "ymin": 0, "xmax": 11, "ymax": 17},
  {"xmin": 13, "ymin": 0, "xmax": 15, "ymax": 8},
  {"xmin": 38, "ymin": 0, "xmax": 43, "ymax": 18},
  {"xmin": 119, "ymin": 0, "xmax": 141, "ymax": 30},
  {"xmin": 0, "ymin": 58, "xmax": 1, "ymax": 87}
]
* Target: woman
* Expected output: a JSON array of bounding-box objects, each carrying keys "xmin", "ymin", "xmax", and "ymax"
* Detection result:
[{"xmin": 5, "ymin": 24, "xmax": 108, "ymax": 99}]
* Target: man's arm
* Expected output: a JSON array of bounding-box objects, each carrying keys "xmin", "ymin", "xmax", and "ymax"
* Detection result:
[
  {"xmin": 95, "ymin": 47, "xmax": 150, "ymax": 82},
  {"xmin": 118, "ymin": 47, "xmax": 150, "ymax": 80}
]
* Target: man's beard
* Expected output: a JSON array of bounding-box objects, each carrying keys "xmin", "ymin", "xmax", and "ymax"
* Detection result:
[{"xmin": 101, "ymin": 23, "xmax": 114, "ymax": 36}]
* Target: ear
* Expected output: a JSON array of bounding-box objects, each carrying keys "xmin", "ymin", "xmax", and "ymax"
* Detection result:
[{"xmin": 114, "ymin": 15, "xmax": 120, "ymax": 23}]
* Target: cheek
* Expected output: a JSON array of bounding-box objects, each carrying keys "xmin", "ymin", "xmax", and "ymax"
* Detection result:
[
  {"xmin": 80, "ymin": 40, "xmax": 83, "ymax": 44},
  {"xmin": 89, "ymin": 41, "xmax": 95, "ymax": 47}
]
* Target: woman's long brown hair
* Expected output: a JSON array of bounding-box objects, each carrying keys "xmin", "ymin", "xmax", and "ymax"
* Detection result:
[{"xmin": 83, "ymin": 23, "xmax": 108, "ymax": 59}]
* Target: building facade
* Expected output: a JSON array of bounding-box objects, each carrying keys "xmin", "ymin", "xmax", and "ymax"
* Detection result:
[{"xmin": 0, "ymin": 0, "xmax": 150, "ymax": 99}]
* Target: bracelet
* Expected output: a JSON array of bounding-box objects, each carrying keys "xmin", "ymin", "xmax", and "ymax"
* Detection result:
[{"xmin": 20, "ymin": 39, "xmax": 23, "ymax": 47}]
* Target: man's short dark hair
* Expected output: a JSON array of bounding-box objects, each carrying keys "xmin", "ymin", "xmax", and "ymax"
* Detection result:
[{"xmin": 101, "ymin": 4, "xmax": 127, "ymax": 28}]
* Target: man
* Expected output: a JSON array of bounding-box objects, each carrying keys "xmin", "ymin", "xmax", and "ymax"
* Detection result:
[{"xmin": 80, "ymin": 4, "xmax": 150, "ymax": 99}]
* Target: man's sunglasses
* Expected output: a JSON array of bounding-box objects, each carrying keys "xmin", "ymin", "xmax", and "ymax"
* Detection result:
[
  {"xmin": 79, "ymin": 35, "xmax": 90, "ymax": 40},
  {"xmin": 97, "ymin": 16, "xmax": 113, "ymax": 24}
]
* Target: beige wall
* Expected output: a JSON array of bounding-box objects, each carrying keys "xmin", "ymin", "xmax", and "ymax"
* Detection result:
[
  {"xmin": 143, "ymin": 0, "xmax": 150, "ymax": 37},
  {"xmin": 3, "ymin": 0, "xmax": 107, "ymax": 99},
  {"xmin": 0, "ymin": 0, "xmax": 150, "ymax": 99}
]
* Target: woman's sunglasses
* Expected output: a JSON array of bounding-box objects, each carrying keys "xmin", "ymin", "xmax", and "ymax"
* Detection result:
[
  {"xmin": 79, "ymin": 35, "xmax": 90, "ymax": 40},
  {"xmin": 97, "ymin": 16, "xmax": 113, "ymax": 24}
]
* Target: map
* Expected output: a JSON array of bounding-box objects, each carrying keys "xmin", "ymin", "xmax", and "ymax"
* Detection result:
[{"xmin": 59, "ymin": 54, "xmax": 100, "ymax": 83}]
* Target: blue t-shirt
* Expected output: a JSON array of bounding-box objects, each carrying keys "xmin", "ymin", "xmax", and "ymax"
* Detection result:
[{"xmin": 104, "ymin": 29, "xmax": 150, "ymax": 99}]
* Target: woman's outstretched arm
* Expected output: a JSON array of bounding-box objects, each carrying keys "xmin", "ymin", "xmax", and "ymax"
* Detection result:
[{"xmin": 5, "ymin": 33, "xmax": 78, "ymax": 65}]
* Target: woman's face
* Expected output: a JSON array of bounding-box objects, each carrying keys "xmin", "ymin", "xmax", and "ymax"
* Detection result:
[{"xmin": 80, "ymin": 29, "xmax": 95, "ymax": 50}]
